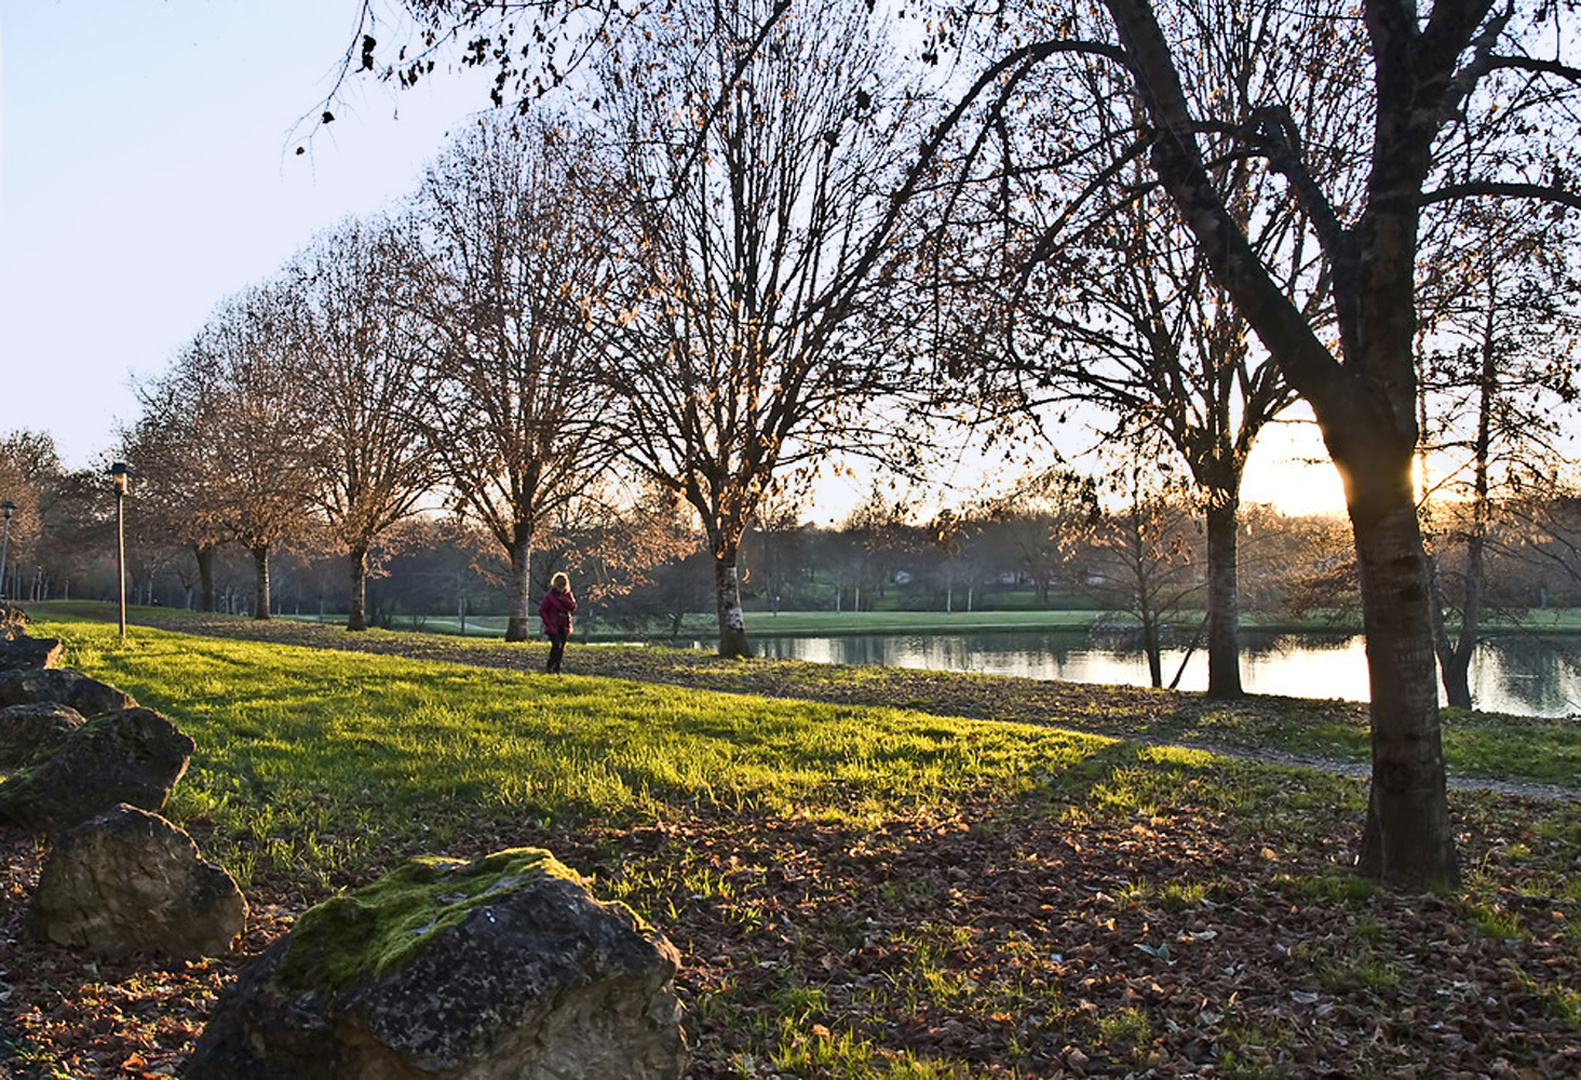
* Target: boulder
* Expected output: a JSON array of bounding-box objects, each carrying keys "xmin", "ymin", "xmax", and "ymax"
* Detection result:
[
  {"xmin": 0, "ymin": 701, "xmax": 85, "ymax": 770},
  {"xmin": 27, "ymin": 803, "xmax": 246, "ymax": 959},
  {"xmin": 0, "ymin": 706, "xmax": 194, "ymax": 836},
  {"xmin": 186, "ymin": 848, "xmax": 688, "ymax": 1080},
  {"xmin": 0, "ymin": 668, "xmax": 137, "ymax": 717},
  {"xmin": 0, "ymin": 635, "xmax": 64, "ymax": 673}
]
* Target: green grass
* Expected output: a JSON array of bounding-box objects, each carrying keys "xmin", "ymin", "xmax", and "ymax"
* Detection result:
[
  {"xmin": 9, "ymin": 613, "xmax": 1581, "ymax": 1077},
  {"xmin": 33, "ymin": 603, "xmax": 1581, "ymax": 789},
  {"xmin": 35, "ymin": 619, "xmax": 1110, "ymax": 885}
]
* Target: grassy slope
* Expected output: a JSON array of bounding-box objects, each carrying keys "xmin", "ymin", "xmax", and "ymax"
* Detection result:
[
  {"xmin": 44, "ymin": 604, "xmax": 1581, "ymax": 788},
  {"xmin": 2, "ymin": 613, "xmax": 1579, "ymax": 1077}
]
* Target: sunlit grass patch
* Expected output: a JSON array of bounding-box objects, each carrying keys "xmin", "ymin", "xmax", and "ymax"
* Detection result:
[
  {"xmin": 1276, "ymin": 867, "xmax": 1381, "ymax": 905},
  {"xmin": 39, "ymin": 619, "xmax": 1113, "ymax": 886},
  {"xmin": 1441, "ymin": 712, "xmax": 1581, "ymax": 787},
  {"xmin": 1470, "ymin": 902, "xmax": 1524, "ymax": 941},
  {"xmin": 1096, "ymin": 1006, "xmax": 1153, "ymax": 1048}
]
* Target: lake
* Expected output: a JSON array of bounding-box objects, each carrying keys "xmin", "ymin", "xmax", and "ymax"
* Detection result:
[{"xmin": 738, "ymin": 630, "xmax": 1581, "ymax": 718}]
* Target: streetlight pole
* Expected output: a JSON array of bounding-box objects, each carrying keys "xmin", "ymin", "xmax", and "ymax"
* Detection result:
[
  {"xmin": 0, "ymin": 500, "xmax": 15, "ymax": 602},
  {"xmin": 110, "ymin": 463, "xmax": 128, "ymax": 640}
]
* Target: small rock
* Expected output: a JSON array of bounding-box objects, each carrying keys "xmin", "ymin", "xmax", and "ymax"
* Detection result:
[
  {"xmin": 28, "ymin": 803, "xmax": 246, "ymax": 959},
  {"xmin": 0, "ymin": 668, "xmax": 137, "ymax": 718},
  {"xmin": 0, "ymin": 635, "xmax": 65, "ymax": 673}
]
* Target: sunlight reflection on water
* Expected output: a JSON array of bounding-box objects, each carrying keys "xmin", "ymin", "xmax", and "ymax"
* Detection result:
[{"xmin": 736, "ymin": 631, "xmax": 1581, "ymax": 719}]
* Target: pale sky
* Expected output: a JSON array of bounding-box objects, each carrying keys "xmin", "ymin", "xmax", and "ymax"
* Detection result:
[
  {"xmin": 0, "ymin": 0, "xmax": 493, "ymax": 470},
  {"xmin": 0, "ymin": 0, "xmax": 1347, "ymax": 518}
]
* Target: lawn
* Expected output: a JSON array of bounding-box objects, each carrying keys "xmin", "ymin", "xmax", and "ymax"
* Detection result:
[{"xmin": 2, "ymin": 613, "xmax": 1579, "ymax": 1077}]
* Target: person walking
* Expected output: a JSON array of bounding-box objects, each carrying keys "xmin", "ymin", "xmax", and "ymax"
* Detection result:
[{"xmin": 538, "ymin": 571, "xmax": 577, "ymax": 673}]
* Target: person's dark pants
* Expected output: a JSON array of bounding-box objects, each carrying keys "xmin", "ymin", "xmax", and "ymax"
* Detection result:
[{"xmin": 546, "ymin": 631, "xmax": 569, "ymax": 673}]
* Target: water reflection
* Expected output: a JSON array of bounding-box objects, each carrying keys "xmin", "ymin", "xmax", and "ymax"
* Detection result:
[{"xmin": 743, "ymin": 630, "xmax": 1581, "ymax": 718}]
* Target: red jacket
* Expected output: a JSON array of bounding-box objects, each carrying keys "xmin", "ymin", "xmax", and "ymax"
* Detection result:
[{"xmin": 538, "ymin": 586, "xmax": 576, "ymax": 637}]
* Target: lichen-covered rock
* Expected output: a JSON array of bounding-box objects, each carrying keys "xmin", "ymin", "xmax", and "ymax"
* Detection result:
[
  {"xmin": 0, "ymin": 706, "xmax": 193, "ymax": 836},
  {"xmin": 0, "ymin": 667, "xmax": 136, "ymax": 717},
  {"xmin": 27, "ymin": 803, "xmax": 245, "ymax": 959},
  {"xmin": 0, "ymin": 701, "xmax": 84, "ymax": 771},
  {"xmin": 186, "ymin": 848, "xmax": 688, "ymax": 1080}
]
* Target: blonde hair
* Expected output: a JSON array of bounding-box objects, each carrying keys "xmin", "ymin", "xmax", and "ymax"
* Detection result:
[{"xmin": 551, "ymin": 572, "xmax": 570, "ymax": 589}]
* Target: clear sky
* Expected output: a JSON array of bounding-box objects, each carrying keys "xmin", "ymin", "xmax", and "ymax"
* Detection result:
[
  {"xmin": 0, "ymin": 0, "xmax": 1347, "ymax": 517},
  {"xmin": 0, "ymin": 0, "xmax": 494, "ymax": 470}
]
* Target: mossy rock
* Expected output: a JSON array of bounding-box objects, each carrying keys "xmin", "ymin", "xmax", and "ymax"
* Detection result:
[
  {"xmin": 272, "ymin": 847, "xmax": 577, "ymax": 996},
  {"xmin": 187, "ymin": 847, "xmax": 688, "ymax": 1079},
  {"xmin": 0, "ymin": 701, "xmax": 84, "ymax": 772}
]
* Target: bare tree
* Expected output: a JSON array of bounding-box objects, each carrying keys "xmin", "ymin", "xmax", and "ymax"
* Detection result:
[
  {"xmin": 124, "ymin": 372, "xmax": 239, "ymax": 611},
  {"xmin": 1085, "ymin": 457, "xmax": 1205, "ymax": 689},
  {"xmin": 935, "ymin": 2, "xmax": 1349, "ymax": 696},
  {"xmin": 1075, "ymin": 0, "xmax": 1581, "ymax": 885},
  {"xmin": 0, "ymin": 431, "xmax": 57, "ymax": 602},
  {"xmin": 979, "ymin": 469, "xmax": 1100, "ymax": 608},
  {"xmin": 1415, "ymin": 202, "xmax": 1581, "ymax": 706},
  {"xmin": 594, "ymin": 0, "xmax": 928, "ymax": 656},
  {"xmin": 411, "ymin": 113, "xmax": 617, "ymax": 642},
  {"xmin": 162, "ymin": 285, "xmax": 321, "ymax": 619},
  {"xmin": 292, "ymin": 216, "xmax": 443, "ymax": 631}
]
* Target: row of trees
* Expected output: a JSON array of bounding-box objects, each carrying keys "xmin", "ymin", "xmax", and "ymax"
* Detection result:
[
  {"xmin": 35, "ymin": 0, "xmax": 1577, "ymax": 886},
  {"xmin": 15, "ymin": 410, "xmax": 1581, "ymax": 699},
  {"xmin": 125, "ymin": 0, "xmax": 946, "ymax": 658},
  {"xmin": 326, "ymin": 0, "xmax": 1580, "ymax": 887}
]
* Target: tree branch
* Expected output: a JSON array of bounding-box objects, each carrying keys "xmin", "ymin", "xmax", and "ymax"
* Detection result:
[
  {"xmin": 1482, "ymin": 53, "xmax": 1581, "ymax": 83},
  {"xmin": 1422, "ymin": 180, "xmax": 1581, "ymax": 210}
]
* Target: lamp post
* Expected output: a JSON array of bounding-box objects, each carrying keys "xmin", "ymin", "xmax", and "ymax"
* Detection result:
[
  {"xmin": 110, "ymin": 463, "xmax": 129, "ymax": 639},
  {"xmin": 0, "ymin": 500, "xmax": 15, "ymax": 602}
]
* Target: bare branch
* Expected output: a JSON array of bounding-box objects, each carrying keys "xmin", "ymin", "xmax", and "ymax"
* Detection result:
[{"xmin": 1422, "ymin": 180, "xmax": 1581, "ymax": 210}]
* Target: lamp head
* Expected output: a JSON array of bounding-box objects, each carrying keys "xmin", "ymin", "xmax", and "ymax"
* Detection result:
[{"xmin": 109, "ymin": 462, "xmax": 129, "ymax": 495}]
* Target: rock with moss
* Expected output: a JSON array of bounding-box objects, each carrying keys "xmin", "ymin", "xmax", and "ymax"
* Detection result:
[
  {"xmin": 28, "ymin": 803, "xmax": 246, "ymax": 959},
  {"xmin": 185, "ymin": 848, "xmax": 688, "ymax": 1080},
  {"xmin": 0, "ymin": 668, "xmax": 136, "ymax": 717},
  {"xmin": 0, "ymin": 701, "xmax": 84, "ymax": 771},
  {"xmin": 0, "ymin": 706, "xmax": 193, "ymax": 836}
]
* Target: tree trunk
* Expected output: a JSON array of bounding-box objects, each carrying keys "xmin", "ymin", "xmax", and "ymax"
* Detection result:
[
  {"xmin": 506, "ymin": 529, "xmax": 532, "ymax": 643},
  {"xmin": 250, "ymin": 542, "xmax": 271, "ymax": 620},
  {"xmin": 346, "ymin": 544, "xmax": 370, "ymax": 632},
  {"xmin": 194, "ymin": 543, "xmax": 216, "ymax": 613},
  {"xmin": 1343, "ymin": 444, "xmax": 1459, "ymax": 887},
  {"xmin": 1429, "ymin": 557, "xmax": 1473, "ymax": 709},
  {"xmin": 714, "ymin": 556, "xmax": 750, "ymax": 658},
  {"xmin": 1447, "ymin": 522, "xmax": 1486, "ymax": 708},
  {"xmin": 1140, "ymin": 612, "xmax": 1163, "ymax": 688},
  {"xmin": 1203, "ymin": 495, "xmax": 1244, "ymax": 698},
  {"xmin": 1433, "ymin": 322, "xmax": 1497, "ymax": 709}
]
